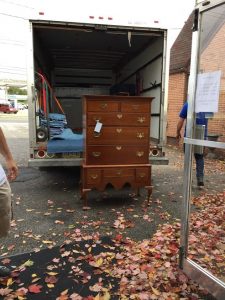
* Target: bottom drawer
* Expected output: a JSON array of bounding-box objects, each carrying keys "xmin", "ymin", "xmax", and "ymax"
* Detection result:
[{"xmin": 83, "ymin": 165, "xmax": 151, "ymax": 190}]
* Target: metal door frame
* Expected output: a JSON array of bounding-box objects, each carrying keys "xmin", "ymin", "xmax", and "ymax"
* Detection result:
[{"xmin": 179, "ymin": 1, "xmax": 225, "ymax": 299}]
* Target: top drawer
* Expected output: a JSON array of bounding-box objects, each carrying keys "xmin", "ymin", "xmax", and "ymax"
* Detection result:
[
  {"xmin": 121, "ymin": 101, "xmax": 150, "ymax": 113},
  {"xmin": 87, "ymin": 101, "xmax": 119, "ymax": 112}
]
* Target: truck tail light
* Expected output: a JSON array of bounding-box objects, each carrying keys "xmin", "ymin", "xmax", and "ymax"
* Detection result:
[
  {"xmin": 151, "ymin": 149, "xmax": 159, "ymax": 156},
  {"xmin": 36, "ymin": 150, "xmax": 46, "ymax": 158}
]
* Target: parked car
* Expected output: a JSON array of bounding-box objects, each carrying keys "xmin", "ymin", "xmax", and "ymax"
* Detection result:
[
  {"xmin": 0, "ymin": 103, "xmax": 18, "ymax": 114},
  {"xmin": 18, "ymin": 103, "xmax": 25, "ymax": 110}
]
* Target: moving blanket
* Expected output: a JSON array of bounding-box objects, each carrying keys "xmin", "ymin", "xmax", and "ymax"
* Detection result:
[
  {"xmin": 48, "ymin": 113, "xmax": 67, "ymax": 121},
  {"xmin": 51, "ymin": 128, "xmax": 82, "ymax": 140},
  {"xmin": 47, "ymin": 128, "xmax": 83, "ymax": 153},
  {"xmin": 39, "ymin": 111, "xmax": 67, "ymax": 137}
]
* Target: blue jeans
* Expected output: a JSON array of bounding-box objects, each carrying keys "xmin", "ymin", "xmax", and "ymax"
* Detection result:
[
  {"xmin": 184, "ymin": 145, "xmax": 204, "ymax": 182},
  {"xmin": 194, "ymin": 153, "xmax": 204, "ymax": 182}
]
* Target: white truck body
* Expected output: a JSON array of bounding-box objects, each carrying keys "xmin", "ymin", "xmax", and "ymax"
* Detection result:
[{"xmin": 26, "ymin": 11, "xmax": 170, "ymax": 167}]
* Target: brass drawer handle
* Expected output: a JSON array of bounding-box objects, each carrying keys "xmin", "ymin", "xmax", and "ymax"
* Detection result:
[
  {"xmin": 137, "ymin": 132, "xmax": 144, "ymax": 139},
  {"xmin": 137, "ymin": 117, "xmax": 146, "ymax": 123},
  {"xmin": 116, "ymin": 146, "xmax": 122, "ymax": 151},
  {"xmin": 116, "ymin": 128, "xmax": 122, "ymax": 133},
  {"xmin": 100, "ymin": 103, "xmax": 108, "ymax": 109},
  {"xmin": 93, "ymin": 117, "xmax": 102, "ymax": 121},
  {"xmin": 117, "ymin": 113, "xmax": 123, "ymax": 119},
  {"xmin": 92, "ymin": 151, "xmax": 101, "ymax": 157},
  {"xmin": 139, "ymin": 173, "xmax": 146, "ymax": 178},
  {"xmin": 91, "ymin": 174, "xmax": 98, "ymax": 179},
  {"xmin": 93, "ymin": 132, "xmax": 101, "ymax": 138},
  {"xmin": 136, "ymin": 151, "xmax": 144, "ymax": 157}
]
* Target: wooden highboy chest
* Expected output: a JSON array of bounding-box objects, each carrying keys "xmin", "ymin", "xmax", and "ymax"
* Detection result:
[{"xmin": 81, "ymin": 95, "xmax": 153, "ymax": 205}]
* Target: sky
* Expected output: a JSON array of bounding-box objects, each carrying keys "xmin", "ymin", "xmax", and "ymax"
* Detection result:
[{"xmin": 0, "ymin": 0, "xmax": 196, "ymax": 81}]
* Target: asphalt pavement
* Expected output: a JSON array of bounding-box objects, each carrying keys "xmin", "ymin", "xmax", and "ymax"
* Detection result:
[
  {"xmin": 0, "ymin": 112, "xmax": 224, "ymax": 299},
  {"xmin": 0, "ymin": 112, "xmax": 224, "ymax": 253}
]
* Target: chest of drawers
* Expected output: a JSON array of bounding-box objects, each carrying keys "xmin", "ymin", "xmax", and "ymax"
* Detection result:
[{"xmin": 81, "ymin": 95, "xmax": 153, "ymax": 206}]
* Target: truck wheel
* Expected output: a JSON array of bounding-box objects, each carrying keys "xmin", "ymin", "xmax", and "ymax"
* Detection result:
[{"xmin": 36, "ymin": 127, "xmax": 48, "ymax": 142}]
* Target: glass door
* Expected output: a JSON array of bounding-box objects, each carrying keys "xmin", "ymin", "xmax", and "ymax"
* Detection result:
[{"xmin": 180, "ymin": 1, "xmax": 225, "ymax": 299}]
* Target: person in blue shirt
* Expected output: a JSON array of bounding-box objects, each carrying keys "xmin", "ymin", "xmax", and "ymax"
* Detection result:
[{"xmin": 176, "ymin": 102, "xmax": 208, "ymax": 188}]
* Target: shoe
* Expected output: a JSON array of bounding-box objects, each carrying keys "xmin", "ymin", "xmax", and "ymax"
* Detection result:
[
  {"xmin": 197, "ymin": 181, "xmax": 204, "ymax": 188},
  {"xmin": 0, "ymin": 265, "xmax": 11, "ymax": 277}
]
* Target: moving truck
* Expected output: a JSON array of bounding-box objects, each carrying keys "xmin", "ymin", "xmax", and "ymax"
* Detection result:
[{"xmin": 26, "ymin": 10, "xmax": 170, "ymax": 167}]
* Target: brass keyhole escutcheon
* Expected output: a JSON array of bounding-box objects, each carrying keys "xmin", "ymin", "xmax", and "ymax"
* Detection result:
[
  {"xmin": 116, "ymin": 128, "xmax": 122, "ymax": 133},
  {"xmin": 117, "ymin": 114, "xmax": 123, "ymax": 119},
  {"xmin": 117, "ymin": 170, "xmax": 122, "ymax": 176},
  {"xmin": 132, "ymin": 104, "xmax": 139, "ymax": 110},
  {"xmin": 91, "ymin": 174, "xmax": 98, "ymax": 179},
  {"xmin": 116, "ymin": 146, "xmax": 122, "ymax": 151}
]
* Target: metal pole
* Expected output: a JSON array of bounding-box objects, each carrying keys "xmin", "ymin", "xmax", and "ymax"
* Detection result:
[{"xmin": 180, "ymin": 15, "xmax": 200, "ymax": 266}]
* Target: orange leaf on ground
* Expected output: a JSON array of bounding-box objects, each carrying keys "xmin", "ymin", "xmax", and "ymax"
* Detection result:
[{"xmin": 28, "ymin": 284, "xmax": 42, "ymax": 294}]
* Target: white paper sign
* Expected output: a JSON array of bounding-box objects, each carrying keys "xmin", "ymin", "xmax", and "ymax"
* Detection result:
[
  {"xmin": 94, "ymin": 121, "xmax": 103, "ymax": 133},
  {"xmin": 195, "ymin": 70, "xmax": 221, "ymax": 113}
]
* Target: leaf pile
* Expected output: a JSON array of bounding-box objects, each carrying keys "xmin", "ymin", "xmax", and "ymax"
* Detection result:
[
  {"xmin": 190, "ymin": 191, "xmax": 225, "ymax": 280},
  {"xmin": 204, "ymin": 158, "xmax": 225, "ymax": 175},
  {"xmin": 0, "ymin": 222, "xmax": 209, "ymax": 300}
]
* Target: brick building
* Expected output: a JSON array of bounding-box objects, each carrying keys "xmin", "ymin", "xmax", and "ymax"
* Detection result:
[
  {"xmin": 199, "ymin": 21, "xmax": 225, "ymax": 143},
  {"xmin": 167, "ymin": 11, "xmax": 225, "ymax": 147},
  {"xmin": 167, "ymin": 12, "xmax": 194, "ymax": 145}
]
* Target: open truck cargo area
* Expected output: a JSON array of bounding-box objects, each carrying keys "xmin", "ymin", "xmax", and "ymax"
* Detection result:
[{"xmin": 27, "ymin": 19, "xmax": 169, "ymax": 167}]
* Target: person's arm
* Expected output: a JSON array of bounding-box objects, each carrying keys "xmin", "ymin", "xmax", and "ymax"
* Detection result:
[
  {"xmin": 176, "ymin": 117, "xmax": 185, "ymax": 140},
  {"xmin": 0, "ymin": 127, "xmax": 18, "ymax": 181}
]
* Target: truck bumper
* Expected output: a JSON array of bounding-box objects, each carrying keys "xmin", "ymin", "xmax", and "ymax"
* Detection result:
[
  {"xmin": 28, "ymin": 156, "xmax": 168, "ymax": 167},
  {"xmin": 149, "ymin": 156, "xmax": 169, "ymax": 165},
  {"xmin": 28, "ymin": 158, "xmax": 82, "ymax": 167}
]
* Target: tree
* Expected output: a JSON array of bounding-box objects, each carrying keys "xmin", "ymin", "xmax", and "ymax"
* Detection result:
[{"xmin": 7, "ymin": 86, "xmax": 27, "ymax": 95}]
